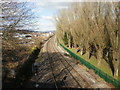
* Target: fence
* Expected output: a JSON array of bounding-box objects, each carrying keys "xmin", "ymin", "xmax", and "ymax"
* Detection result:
[{"xmin": 59, "ymin": 42, "xmax": 120, "ymax": 88}]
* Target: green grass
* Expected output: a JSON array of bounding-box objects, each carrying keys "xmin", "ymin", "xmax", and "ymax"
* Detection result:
[{"xmin": 60, "ymin": 42, "xmax": 118, "ymax": 80}]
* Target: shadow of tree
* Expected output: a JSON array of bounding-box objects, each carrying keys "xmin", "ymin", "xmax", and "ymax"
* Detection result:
[
  {"xmin": 22, "ymin": 51, "xmax": 78, "ymax": 88},
  {"xmin": 2, "ymin": 49, "xmax": 80, "ymax": 88}
]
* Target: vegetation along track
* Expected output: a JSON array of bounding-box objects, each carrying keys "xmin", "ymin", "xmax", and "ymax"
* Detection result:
[{"xmin": 45, "ymin": 36, "xmax": 92, "ymax": 88}]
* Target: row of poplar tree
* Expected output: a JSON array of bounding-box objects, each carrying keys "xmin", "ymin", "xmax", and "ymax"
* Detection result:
[{"xmin": 55, "ymin": 2, "xmax": 120, "ymax": 78}]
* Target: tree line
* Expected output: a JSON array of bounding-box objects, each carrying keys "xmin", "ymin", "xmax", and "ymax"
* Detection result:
[{"xmin": 55, "ymin": 2, "xmax": 120, "ymax": 79}]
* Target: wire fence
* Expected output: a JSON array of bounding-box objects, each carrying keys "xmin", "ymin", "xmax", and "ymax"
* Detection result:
[{"xmin": 59, "ymin": 42, "xmax": 120, "ymax": 88}]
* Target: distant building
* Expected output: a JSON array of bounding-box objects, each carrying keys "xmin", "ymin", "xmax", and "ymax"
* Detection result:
[{"xmin": 14, "ymin": 33, "xmax": 32, "ymax": 39}]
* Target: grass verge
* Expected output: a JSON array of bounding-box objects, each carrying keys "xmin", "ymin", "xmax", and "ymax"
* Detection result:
[{"xmin": 60, "ymin": 43, "xmax": 118, "ymax": 79}]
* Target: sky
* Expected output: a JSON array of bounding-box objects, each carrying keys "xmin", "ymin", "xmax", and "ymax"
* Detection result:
[
  {"xmin": 2, "ymin": 0, "xmax": 119, "ymax": 32},
  {"xmin": 19, "ymin": 0, "xmax": 72, "ymax": 32},
  {"xmin": 28, "ymin": 1, "xmax": 70, "ymax": 32}
]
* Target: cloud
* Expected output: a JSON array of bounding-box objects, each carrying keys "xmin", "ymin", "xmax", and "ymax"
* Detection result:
[
  {"xmin": 36, "ymin": 2, "xmax": 46, "ymax": 6},
  {"xmin": 33, "ymin": 20, "xmax": 56, "ymax": 31},
  {"xmin": 32, "ymin": 2, "xmax": 70, "ymax": 31},
  {"xmin": 35, "ymin": 2, "xmax": 70, "ymax": 10},
  {"xmin": 56, "ymin": 5, "xmax": 68, "ymax": 9},
  {"xmin": 41, "ymin": 16, "xmax": 53, "ymax": 20},
  {"xmin": 40, "ymin": 22, "xmax": 54, "ymax": 27}
]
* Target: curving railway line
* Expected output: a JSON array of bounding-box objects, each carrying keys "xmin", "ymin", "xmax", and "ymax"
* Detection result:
[
  {"xmin": 35, "ymin": 36, "xmax": 112, "ymax": 88},
  {"xmin": 48, "ymin": 37, "xmax": 92, "ymax": 88},
  {"xmin": 51, "ymin": 38, "xmax": 92, "ymax": 88}
]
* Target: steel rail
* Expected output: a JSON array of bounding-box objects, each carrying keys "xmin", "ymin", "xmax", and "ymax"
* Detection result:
[
  {"xmin": 51, "ymin": 37, "xmax": 92, "ymax": 88},
  {"xmin": 45, "ymin": 39, "xmax": 59, "ymax": 89}
]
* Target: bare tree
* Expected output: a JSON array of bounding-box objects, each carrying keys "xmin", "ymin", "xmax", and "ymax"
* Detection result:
[
  {"xmin": 1, "ymin": 2, "xmax": 34, "ymax": 31},
  {"xmin": 56, "ymin": 1, "xmax": 120, "ymax": 78}
]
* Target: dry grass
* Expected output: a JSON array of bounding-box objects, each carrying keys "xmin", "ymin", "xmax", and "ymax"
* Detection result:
[{"xmin": 2, "ymin": 31, "xmax": 44, "ymax": 88}]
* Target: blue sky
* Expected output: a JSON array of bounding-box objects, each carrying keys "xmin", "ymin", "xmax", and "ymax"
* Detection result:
[{"xmin": 19, "ymin": 0, "xmax": 71, "ymax": 32}]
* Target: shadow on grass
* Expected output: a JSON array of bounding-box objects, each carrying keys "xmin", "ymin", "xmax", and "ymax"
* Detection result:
[
  {"xmin": 2, "ymin": 49, "xmax": 79, "ymax": 88},
  {"xmin": 2, "ymin": 47, "xmax": 40, "ymax": 88}
]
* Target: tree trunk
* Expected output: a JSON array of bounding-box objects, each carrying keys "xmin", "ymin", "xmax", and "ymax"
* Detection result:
[
  {"xmin": 118, "ymin": 57, "xmax": 120, "ymax": 82},
  {"xmin": 113, "ymin": 51, "xmax": 119, "ymax": 76},
  {"xmin": 116, "ymin": 16, "xmax": 119, "ymax": 80},
  {"xmin": 118, "ymin": 29, "xmax": 120, "ymax": 82},
  {"xmin": 81, "ymin": 47, "xmax": 83, "ymax": 55},
  {"xmin": 86, "ymin": 44, "xmax": 90, "ymax": 60},
  {"xmin": 74, "ymin": 40, "xmax": 77, "ymax": 48},
  {"xmin": 97, "ymin": 48, "xmax": 103, "ymax": 66},
  {"xmin": 68, "ymin": 36, "xmax": 71, "ymax": 48}
]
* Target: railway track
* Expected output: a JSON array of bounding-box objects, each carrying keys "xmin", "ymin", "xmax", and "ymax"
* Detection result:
[
  {"xmin": 44, "ymin": 37, "xmax": 92, "ymax": 88},
  {"xmin": 45, "ymin": 38, "xmax": 69, "ymax": 89},
  {"xmin": 37, "ymin": 36, "xmax": 111, "ymax": 88},
  {"xmin": 46, "ymin": 42, "xmax": 58, "ymax": 89},
  {"xmin": 54, "ymin": 39, "xmax": 93, "ymax": 88},
  {"xmin": 50, "ymin": 37, "xmax": 92, "ymax": 88}
]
